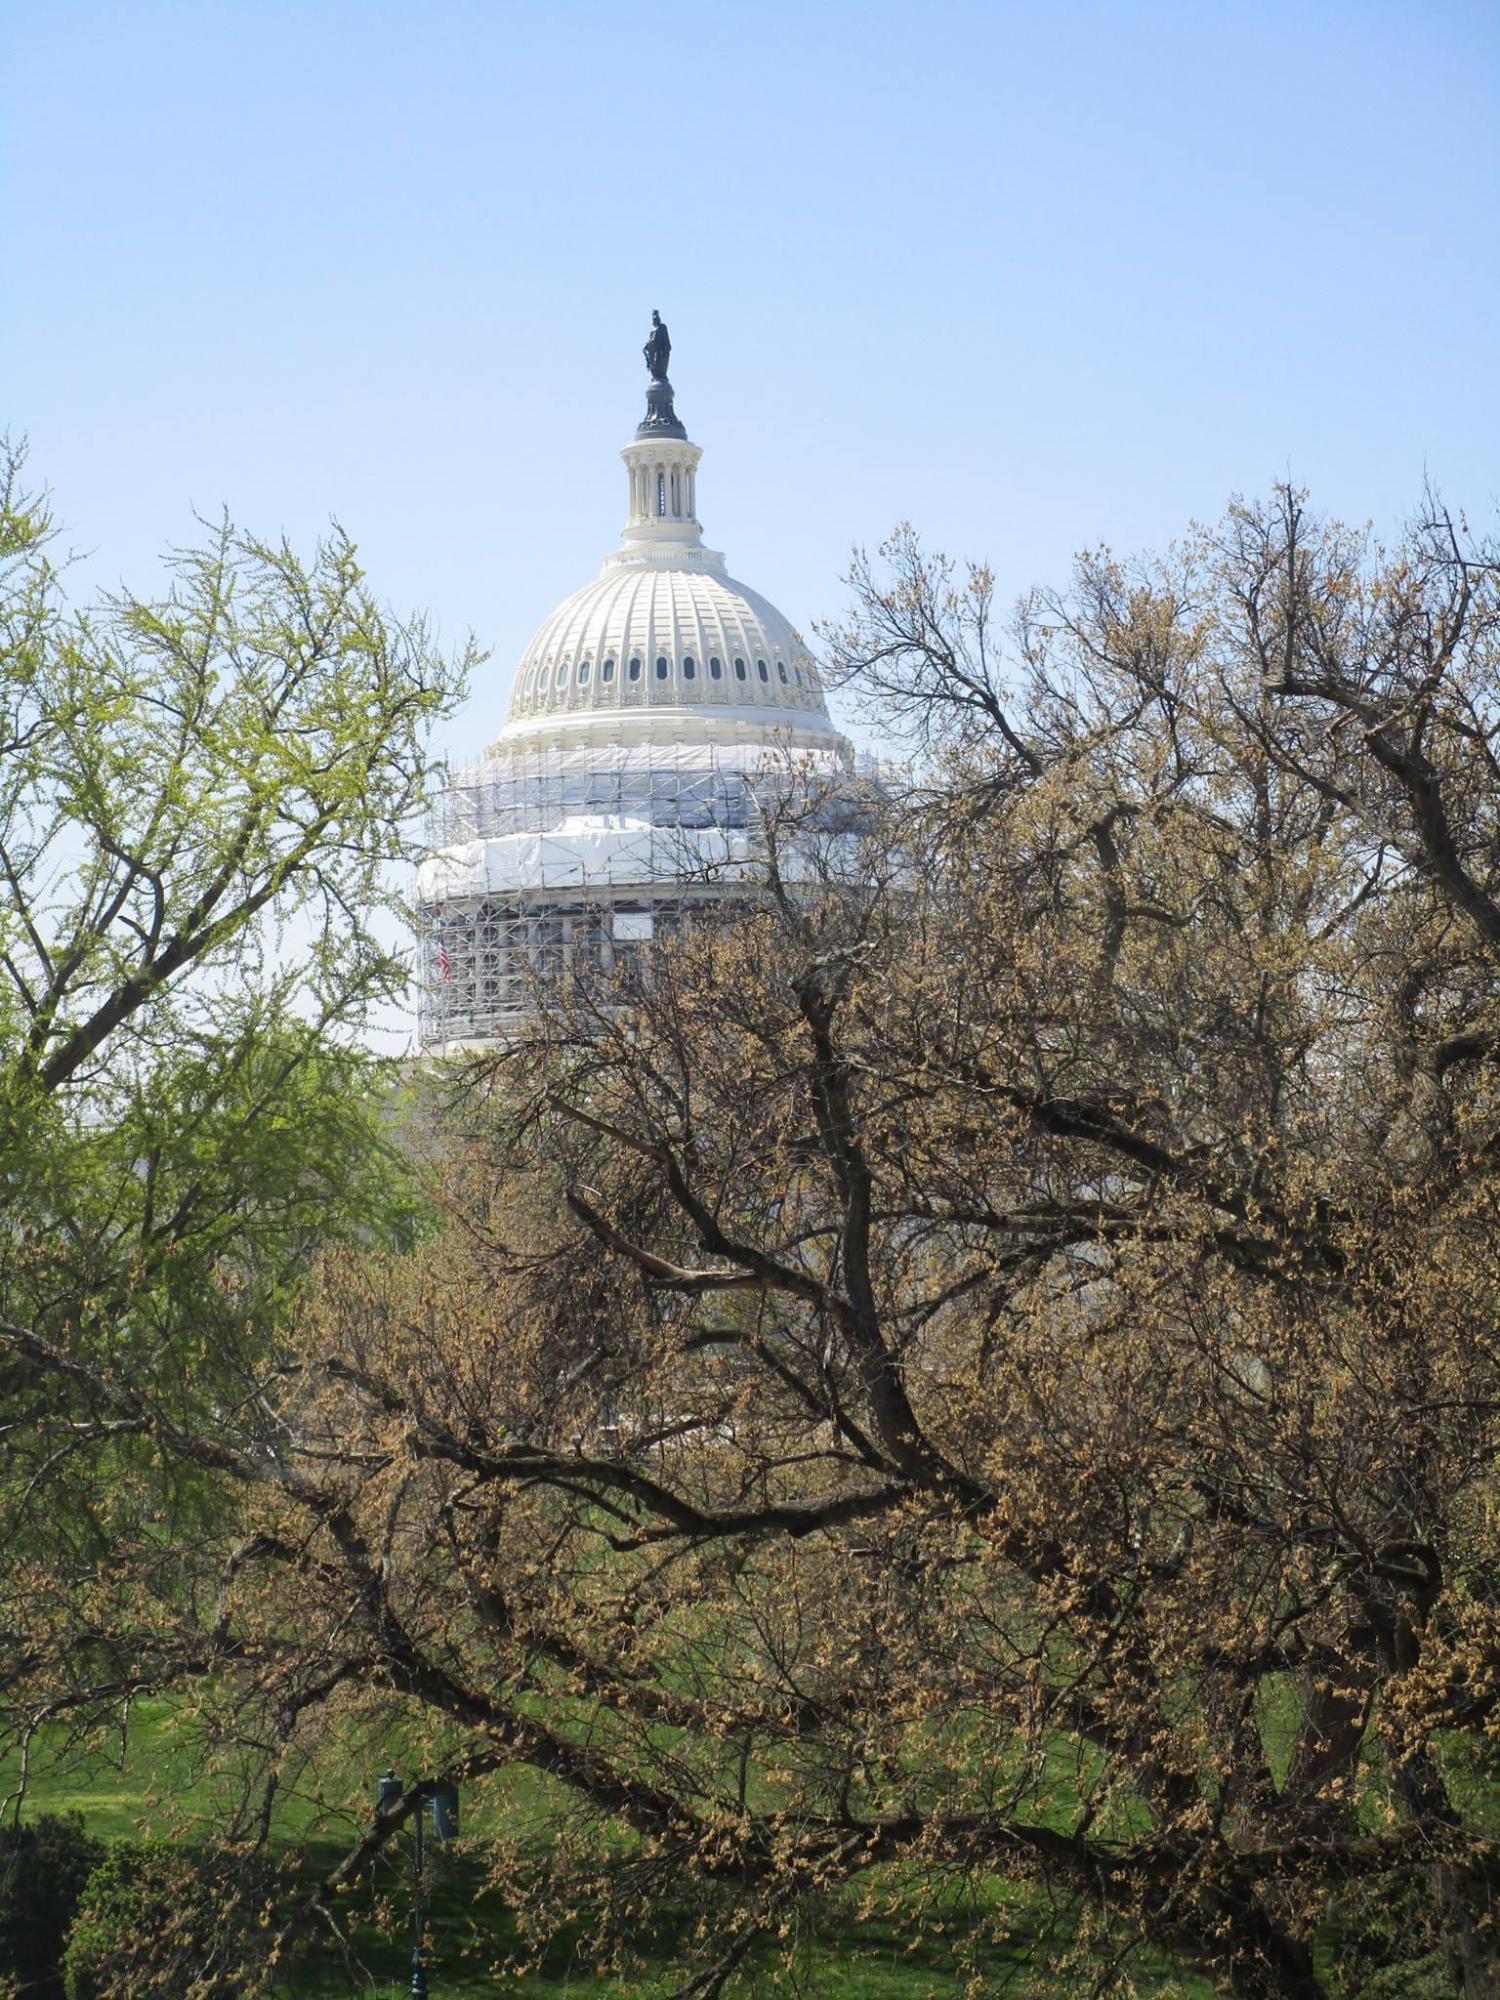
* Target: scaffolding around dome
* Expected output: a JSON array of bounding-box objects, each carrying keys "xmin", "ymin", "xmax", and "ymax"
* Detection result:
[{"xmin": 416, "ymin": 741, "xmax": 875, "ymax": 1047}]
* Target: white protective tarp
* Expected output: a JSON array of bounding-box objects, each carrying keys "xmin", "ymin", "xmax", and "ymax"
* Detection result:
[{"xmin": 416, "ymin": 815, "xmax": 760, "ymax": 901}]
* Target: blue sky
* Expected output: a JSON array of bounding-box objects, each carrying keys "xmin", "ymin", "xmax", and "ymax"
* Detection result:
[{"xmin": 4, "ymin": 0, "xmax": 1497, "ymax": 757}]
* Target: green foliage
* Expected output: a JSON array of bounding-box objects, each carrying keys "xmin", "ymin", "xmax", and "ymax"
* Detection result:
[
  {"xmin": 0, "ymin": 434, "xmax": 471, "ymax": 1749},
  {"xmin": 0, "ymin": 1812, "xmax": 104, "ymax": 1999},
  {"xmin": 1328, "ymin": 1868, "xmax": 1453, "ymax": 1999},
  {"xmin": 61, "ymin": 1842, "xmax": 271, "ymax": 2000}
]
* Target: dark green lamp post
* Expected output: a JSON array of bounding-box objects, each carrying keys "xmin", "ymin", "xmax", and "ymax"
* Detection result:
[{"xmin": 376, "ymin": 1771, "xmax": 460, "ymax": 1998}]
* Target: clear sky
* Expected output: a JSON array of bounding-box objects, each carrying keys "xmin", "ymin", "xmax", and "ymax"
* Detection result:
[{"xmin": 4, "ymin": 0, "xmax": 1498, "ymax": 759}]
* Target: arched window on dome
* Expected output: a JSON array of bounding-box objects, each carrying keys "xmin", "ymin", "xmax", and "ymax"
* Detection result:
[
  {"xmin": 734, "ymin": 657, "xmax": 747, "ymax": 681},
  {"xmin": 709, "ymin": 656, "xmax": 722, "ymax": 679},
  {"xmin": 655, "ymin": 656, "xmax": 669, "ymax": 680},
  {"xmin": 578, "ymin": 660, "xmax": 590, "ymax": 684},
  {"xmin": 629, "ymin": 656, "xmax": 642, "ymax": 681},
  {"xmin": 556, "ymin": 662, "xmax": 569, "ymax": 690},
  {"xmin": 777, "ymin": 661, "xmax": 789, "ymax": 683},
  {"xmin": 523, "ymin": 668, "xmax": 536, "ymax": 696},
  {"xmin": 794, "ymin": 667, "xmax": 804, "ymax": 687},
  {"xmin": 602, "ymin": 658, "xmax": 615, "ymax": 683},
  {"xmin": 757, "ymin": 659, "xmax": 769, "ymax": 683},
  {"xmin": 683, "ymin": 656, "xmax": 696, "ymax": 680}
]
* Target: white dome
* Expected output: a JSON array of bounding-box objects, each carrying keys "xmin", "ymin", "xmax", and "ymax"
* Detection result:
[
  {"xmin": 418, "ymin": 333, "xmax": 863, "ymax": 1049},
  {"xmin": 491, "ymin": 411, "xmax": 843, "ymax": 753},
  {"xmin": 501, "ymin": 559, "xmax": 833, "ymax": 733}
]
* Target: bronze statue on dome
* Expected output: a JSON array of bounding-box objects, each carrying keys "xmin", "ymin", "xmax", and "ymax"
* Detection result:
[
  {"xmin": 636, "ymin": 311, "xmax": 685, "ymax": 438},
  {"xmin": 643, "ymin": 311, "xmax": 671, "ymax": 382}
]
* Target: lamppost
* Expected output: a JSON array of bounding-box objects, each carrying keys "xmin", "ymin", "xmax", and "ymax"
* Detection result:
[{"xmin": 376, "ymin": 1771, "xmax": 461, "ymax": 1999}]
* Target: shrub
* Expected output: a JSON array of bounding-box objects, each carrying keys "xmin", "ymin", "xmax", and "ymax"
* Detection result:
[
  {"xmin": 0, "ymin": 1814, "xmax": 105, "ymax": 1999},
  {"xmin": 1330, "ymin": 1866, "xmax": 1453, "ymax": 1999},
  {"xmin": 62, "ymin": 1843, "xmax": 271, "ymax": 2000}
]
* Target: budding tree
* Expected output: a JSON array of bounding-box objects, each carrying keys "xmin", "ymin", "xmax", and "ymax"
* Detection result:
[
  {"xmin": 0, "ymin": 439, "xmax": 470, "ymax": 1783},
  {"xmin": 11, "ymin": 481, "xmax": 1500, "ymax": 2000}
]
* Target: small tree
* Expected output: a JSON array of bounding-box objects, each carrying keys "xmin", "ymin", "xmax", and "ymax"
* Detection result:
[
  {"xmin": 61, "ymin": 1842, "xmax": 271, "ymax": 2000},
  {"xmin": 0, "ymin": 439, "xmax": 471, "ymax": 1771}
]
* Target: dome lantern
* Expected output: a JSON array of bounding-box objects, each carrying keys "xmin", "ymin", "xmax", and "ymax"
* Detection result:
[
  {"xmin": 619, "ymin": 434, "xmax": 703, "ymax": 553},
  {"xmin": 622, "ymin": 311, "xmax": 701, "ymax": 553}
]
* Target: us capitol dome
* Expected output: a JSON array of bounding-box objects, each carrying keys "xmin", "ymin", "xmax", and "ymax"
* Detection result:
[{"xmin": 417, "ymin": 314, "xmax": 860, "ymax": 1046}]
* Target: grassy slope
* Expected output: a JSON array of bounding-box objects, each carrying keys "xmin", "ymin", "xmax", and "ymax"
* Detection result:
[{"xmin": 5, "ymin": 1705, "xmax": 1210, "ymax": 1997}]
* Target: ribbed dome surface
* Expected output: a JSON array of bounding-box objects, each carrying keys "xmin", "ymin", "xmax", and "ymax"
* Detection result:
[{"xmin": 502, "ymin": 558, "xmax": 833, "ymax": 727}]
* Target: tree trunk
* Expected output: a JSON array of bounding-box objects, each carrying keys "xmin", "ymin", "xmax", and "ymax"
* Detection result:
[{"xmin": 1434, "ymin": 1859, "xmax": 1500, "ymax": 2000}]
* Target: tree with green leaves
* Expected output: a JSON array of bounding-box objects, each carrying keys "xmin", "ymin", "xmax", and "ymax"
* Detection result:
[{"xmin": 0, "ymin": 438, "xmax": 471, "ymax": 1754}]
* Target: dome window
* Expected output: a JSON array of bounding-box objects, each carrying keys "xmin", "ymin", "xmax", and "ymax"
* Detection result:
[
  {"xmin": 655, "ymin": 655, "xmax": 669, "ymax": 680},
  {"xmin": 578, "ymin": 660, "xmax": 590, "ymax": 684},
  {"xmin": 709, "ymin": 656, "xmax": 722, "ymax": 679},
  {"xmin": 757, "ymin": 659, "xmax": 769, "ymax": 682},
  {"xmin": 602, "ymin": 657, "xmax": 615, "ymax": 683},
  {"xmin": 628, "ymin": 656, "xmax": 642, "ymax": 681},
  {"xmin": 556, "ymin": 662, "xmax": 569, "ymax": 690},
  {"xmin": 523, "ymin": 668, "xmax": 536, "ymax": 695},
  {"xmin": 777, "ymin": 661, "xmax": 789, "ymax": 683},
  {"xmin": 734, "ymin": 657, "xmax": 747, "ymax": 680},
  {"xmin": 794, "ymin": 667, "xmax": 804, "ymax": 687},
  {"xmin": 683, "ymin": 655, "xmax": 696, "ymax": 679}
]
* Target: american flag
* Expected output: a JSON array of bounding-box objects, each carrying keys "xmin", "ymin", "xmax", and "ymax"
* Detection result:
[{"xmin": 433, "ymin": 908, "xmax": 451, "ymax": 983}]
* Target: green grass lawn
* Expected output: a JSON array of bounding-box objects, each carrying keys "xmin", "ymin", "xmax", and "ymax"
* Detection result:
[{"xmin": 4, "ymin": 1705, "xmax": 1209, "ymax": 1998}]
